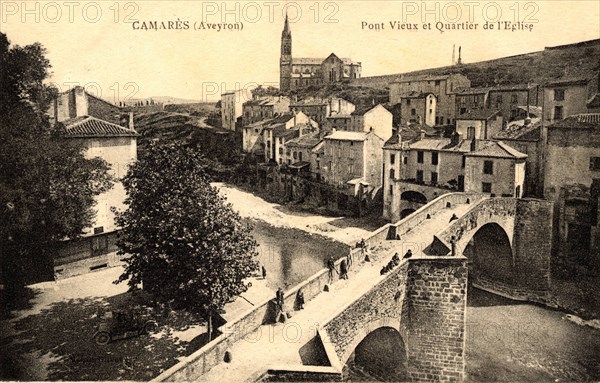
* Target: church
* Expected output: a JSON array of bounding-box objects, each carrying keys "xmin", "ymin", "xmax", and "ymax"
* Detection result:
[{"xmin": 280, "ymin": 15, "xmax": 362, "ymax": 92}]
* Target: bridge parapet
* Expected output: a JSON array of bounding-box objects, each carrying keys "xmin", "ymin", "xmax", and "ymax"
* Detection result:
[
  {"xmin": 429, "ymin": 197, "xmax": 517, "ymax": 257},
  {"xmin": 366, "ymin": 192, "xmax": 487, "ymax": 248}
]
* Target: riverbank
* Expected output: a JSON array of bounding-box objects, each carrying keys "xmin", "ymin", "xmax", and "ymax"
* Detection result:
[{"xmin": 216, "ymin": 183, "xmax": 384, "ymax": 246}]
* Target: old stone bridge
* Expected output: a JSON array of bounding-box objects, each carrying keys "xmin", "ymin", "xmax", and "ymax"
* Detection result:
[{"xmin": 153, "ymin": 193, "xmax": 553, "ymax": 382}]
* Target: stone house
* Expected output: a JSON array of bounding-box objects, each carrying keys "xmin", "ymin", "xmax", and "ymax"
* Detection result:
[
  {"xmin": 290, "ymin": 97, "xmax": 355, "ymax": 125},
  {"xmin": 383, "ymin": 132, "xmax": 526, "ymax": 222},
  {"xmin": 50, "ymin": 89, "xmax": 137, "ymax": 278},
  {"xmin": 260, "ymin": 112, "xmax": 317, "ymax": 164},
  {"xmin": 542, "ymin": 74, "xmax": 600, "ymax": 124},
  {"xmin": 221, "ymin": 89, "xmax": 251, "ymax": 131},
  {"xmin": 242, "ymin": 96, "xmax": 290, "ymax": 126},
  {"xmin": 454, "ymin": 84, "xmax": 542, "ymax": 122},
  {"xmin": 396, "ymin": 92, "xmax": 437, "ymax": 128},
  {"xmin": 455, "ymin": 109, "xmax": 504, "ymax": 140},
  {"xmin": 348, "ymin": 104, "xmax": 394, "ymax": 141},
  {"xmin": 544, "ymin": 113, "xmax": 600, "ymax": 267},
  {"xmin": 389, "ymin": 73, "xmax": 471, "ymax": 125},
  {"xmin": 321, "ymin": 130, "xmax": 384, "ymax": 194}
]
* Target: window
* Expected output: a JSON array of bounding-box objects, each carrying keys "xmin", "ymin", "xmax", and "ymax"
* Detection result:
[
  {"xmin": 93, "ymin": 226, "xmax": 104, "ymax": 235},
  {"xmin": 390, "ymin": 154, "xmax": 396, "ymax": 164},
  {"xmin": 279, "ymin": 148, "xmax": 284, "ymax": 155},
  {"xmin": 590, "ymin": 157, "xmax": 600, "ymax": 171},
  {"xmin": 416, "ymin": 170, "xmax": 424, "ymax": 183},
  {"xmin": 299, "ymin": 152, "xmax": 303, "ymax": 161},
  {"xmin": 389, "ymin": 185, "xmax": 393, "ymax": 195},
  {"xmin": 511, "ymin": 94, "xmax": 518, "ymax": 103},
  {"xmin": 483, "ymin": 160, "xmax": 494, "ymax": 175},
  {"xmin": 417, "ymin": 151, "xmax": 424, "ymax": 163},
  {"xmin": 554, "ymin": 106, "xmax": 564, "ymax": 120},
  {"xmin": 403, "ymin": 157, "xmax": 408, "ymax": 165},
  {"xmin": 390, "ymin": 169, "xmax": 395, "ymax": 180},
  {"xmin": 406, "ymin": 99, "xmax": 411, "ymax": 105},
  {"xmin": 467, "ymin": 126, "xmax": 476, "ymax": 139},
  {"xmin": 435, "ymin": 80, "xmax": 441, "ymax": 86},
  {"xmin": 482, "ymin": 182, "xmax": 492, "ymax": 193},
  {"xmin": 431, "ymin": 172, "xmax": 438, "ymax": 184},
  {"xmin": 411, "ymin": 108, "xmax": 416, "ymax": 116},
  {"xmin": 515, "ymin": 185, "xmax": 521, "ymax": 198},
  {"xmin": 462, "ymin": 156, "xmax": 466, "ymax": 168},
  {"xmin": 431, "ymin": 152, "xmax": 439, "ymax": 165},
  {"xmin": 554, "ymin": 89, "xmax": 565, "ymax": 101},
  {"xmin": 92, "ymin": 235, "xmax": 108, "ymax": 252}
]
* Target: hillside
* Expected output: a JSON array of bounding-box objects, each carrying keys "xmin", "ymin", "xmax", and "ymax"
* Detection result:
[{"xmin": 351, "ymin": 39, "xmax": 600, "ymax": 89}]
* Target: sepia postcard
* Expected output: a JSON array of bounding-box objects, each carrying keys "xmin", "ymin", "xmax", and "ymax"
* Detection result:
[{"xmin": 1, "ymin": 1, "xmax": 600, "ymax": 382}]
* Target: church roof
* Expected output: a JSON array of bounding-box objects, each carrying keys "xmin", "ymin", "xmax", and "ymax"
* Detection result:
[{"xmin": 291, "ymin": 57, "xmax": 360, "ymax": 66}]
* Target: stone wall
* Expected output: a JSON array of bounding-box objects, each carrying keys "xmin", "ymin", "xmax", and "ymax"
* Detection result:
[
  {"xmin": 323, "ymin": 262, "xmax": 409, "ymax": 365},
  {"xmin": 403, "ymin": 258, "xmax": 468, "ymax": 382}
]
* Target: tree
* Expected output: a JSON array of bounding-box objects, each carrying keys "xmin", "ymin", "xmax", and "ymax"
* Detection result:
[
  {"xmin": 114, "ymin": 142, "xmax": 259, "ymax": 339},
  {"xmin": 0, "ymin": 32, "xmax": 113, "ymax": 300}
]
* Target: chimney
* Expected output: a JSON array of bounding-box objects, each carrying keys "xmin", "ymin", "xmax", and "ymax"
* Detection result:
[
  {"xmin": 129, "ymin": 112, "xmax": 135, "ymax": 130},
  {"xmin": 524, "ymin": 117, "xmax": 532, "ymax": 127},
  {"xmin": 420, "ymin": 129, "xmax": 426, "ymax": 140},
  {"xmin": 457, "ymin": 46, "xmax": 463, "ymax": 65},
  {"xmin": 452, "ymin": 44, "xmax": 456, "ymax": 65},
  {"xmin": 470, "ymin": 136, "xmax": 477, "ymax": 152},
  {"xmin": 450, "ymin": 130, "xmax": 460, "ymax": 146}
]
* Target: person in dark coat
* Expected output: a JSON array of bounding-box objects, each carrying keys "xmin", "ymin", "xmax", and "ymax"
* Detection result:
[
  {"xmin": 275, "ymin": 287, "xmax": 285, "ymax": 322},
  {"xmin": 449, "ymin": 213, "xmax": 459, "ymax": 222},
  {"xmin": 403, "ymin": 249, "xmax": 413, "ymax": 259},
  {"xmin": 327, "ymin": 257, "xmax": 337, "ymax": 284},
  {"xmin": 392, "ymin": 253, "xmax": 400, "ymax": 266},
  {"xmin": 340, "ymin": 259, "xmax": 349, "ymax": 280},
  {"xmin": 296, "ymin": 288, "xmax": 305, "ymax": 310},
  {"xmin": 262, "ymin": 265, "xmax": 267, "ymax": 280}
]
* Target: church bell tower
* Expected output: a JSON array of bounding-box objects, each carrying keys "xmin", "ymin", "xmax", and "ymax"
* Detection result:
[{"xmin": 280, "ymin": 14, "xmax": 292, "ymax": 92}]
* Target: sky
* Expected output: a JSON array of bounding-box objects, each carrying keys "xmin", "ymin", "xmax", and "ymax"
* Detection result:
[{"xmin": 1, "ymin": 0, "xmax": 599, "ymax": 102}]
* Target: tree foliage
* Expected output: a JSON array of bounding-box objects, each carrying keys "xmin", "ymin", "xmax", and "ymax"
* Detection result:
[
  {"xmin": 0, "ymin": 32, "xmax": 113, "ymax": 292},
  {"xmin": 115, "ymin": 142, "xmax": 259, "ymax": 322}
]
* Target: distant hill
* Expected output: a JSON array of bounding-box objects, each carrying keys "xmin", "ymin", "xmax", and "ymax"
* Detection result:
[
  {"xmin": 128, "ymin": 96, "xmax": 204, "ymax": 105},
  {"xmin": 351, "ymin": 39, "xmax": 600, "ymax": 89}
]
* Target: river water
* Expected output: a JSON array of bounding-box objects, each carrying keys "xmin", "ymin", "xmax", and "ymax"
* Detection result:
[
  {"xmin": 237, "ymin": 190, "xmax": 600, "ymax": 382},
  {"xmin": 247, "ymin": 218, "xmax": 349, "ymax": 290}
]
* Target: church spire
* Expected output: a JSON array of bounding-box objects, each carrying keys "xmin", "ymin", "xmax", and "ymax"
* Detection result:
[{"xmin": 282, "ymin": 12, "xmax": 291, "ymax": 38}]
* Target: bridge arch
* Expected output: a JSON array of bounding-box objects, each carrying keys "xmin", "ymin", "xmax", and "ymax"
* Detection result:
[
  {"xmin": 342, "ymin": 318, "xmax": 408, "ymax": 381},
  {"xmin": 401, "ymin": 190, "xmax": 427, "ymax": 204},
  {"xmin": 464, "ymin": 222, "xmax": 515, "ymax": 285},
  {"xmin": 400, "ymin": 208, "xmax": 416, "ymax": 219}
]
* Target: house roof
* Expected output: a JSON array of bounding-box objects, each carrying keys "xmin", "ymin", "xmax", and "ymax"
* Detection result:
[
  {"xmin": 324, "ymin": 131, "xmax": 369, "ymax": 141},
  {"xmin": 547, "ymin": 113, "xmax": 600, "ymax": 129},
  {"xmin": 466, "ymin": 140, "xmax": 528, "ymax": 159},
  {"xmin": 61, "ymin": 116, "xmax": 137, "ymax": 138},
  {"xmin": 456, "ymin": 109, "xmax": 501, "ymax": 121},
  {"xmin": 272, "ymin": 125, "xmax": 300, "ymax": 139},
  {"xmin": 587, "ymin": 94, "xmax": 600, "ymax": 108},
  {"xmin": 409, "ymin": 138, "xmax": 472, "ymax": 152},
  {"xmin": 455, "ymin": 84, "xmax": 538, "ymax": 95},
  {"xmin": 244, "ymin": 96, "xmax": 288, "ymax": 107},
  {"xmin": 494, "ymin": 118, "xmax": 542, "ymax": 140},
  {"xmin": 286, "ymin": 132, "xmax": 322, "ymax": 149},
  {"xmin": 289, "ymin": 161, "xmax": 310, "ymax": 169},
  {"xmin": 312, "ymin": 141, "xmax": 324, "ymax": 154},
  {"xmin": 401, "ymin": 91, "xmax": 435, "ymax": 99},
  {"xmin": 543, "ymin": 77, "xmax": 591, "ymax": 86}
]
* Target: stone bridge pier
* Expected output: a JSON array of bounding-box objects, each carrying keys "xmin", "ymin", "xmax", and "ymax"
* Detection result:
[
  {"xmin": 321, "ymin": 257, "xmax": 468, "ymax": 382},
  {"xmin": 431, "ymin": 198, "xmax": 554, "ymax": 303}
]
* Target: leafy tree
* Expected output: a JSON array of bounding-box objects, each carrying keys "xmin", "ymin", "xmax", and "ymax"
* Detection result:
[
  {"xmin": 114, "ymin": 142, "xmax": 259, "ymax": 339},
  {"xmin": 0, "ymin": 32, "xmax": 113, "ymax": 301}
]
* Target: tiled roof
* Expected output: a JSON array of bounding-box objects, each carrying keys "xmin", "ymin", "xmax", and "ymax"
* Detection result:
[
  {"xmin": 62, "ymin": 116, "xmax": 137, "ymax": 137},
  {"xmin": 494, "ymin": 118, "xmax": 542, "ymax": 140},
  {"xmin": 410, "ymin": 138, "xmax": 472, "ymax": 152},
  {"xmin": 543, "ymin": 77, "xmax": 591, "ymax": 86},
  {"xmin": 312, "ymin": 141, "xmax": 324, "ymax": 154},
  {"xmin": 548, "ymin": 113, "xmax": 600, "ymax": 129},
  {"xmin": 292, "ymin": 57, "xmax": 359, "ymax": 65},
  {"xmin": 456, "ymin": 109, "xmax": 501, "ymax": 120},
  {"xmin": 455, "ymin": 84, "xmax": 538, "ymax": 95},
  {"xmin": 286, "ymin": 132, "xmax": 322, "ymax": 149},
  {"xmin": 466, "ymin": 140, "xmax": 527, "ymax": 159},
  {"xmin": 324, "ymin": 131, "xmax": 369, "ymax": 141}
]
